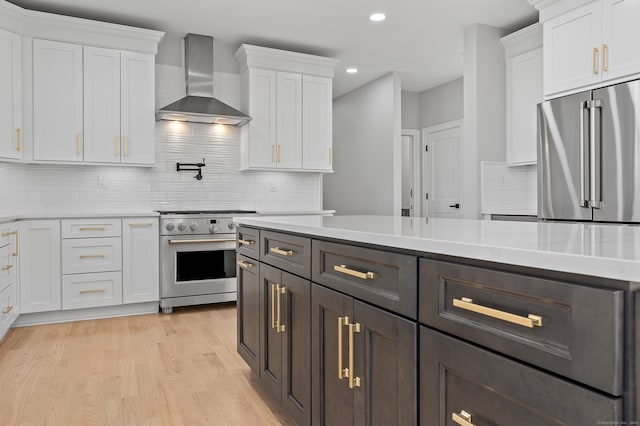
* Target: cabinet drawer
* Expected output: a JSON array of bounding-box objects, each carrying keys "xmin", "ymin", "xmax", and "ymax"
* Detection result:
[
  {"xmin": 313, "ymin": 240, "xmax": 417, "ymax": 319},
  {"xmin": 237, "ymin": 226, "xmax": 260, "ymax": 260},
  {"xmin": 421, "ymin": 327, "xmax": 622, "ymax": 425},
  {"xmin": 62, "ymin": 237, "xmax": 122, "ymax": 274},
  {"xmin": 61, "ymin": 218, "xmax": 122, "ymax": 238},
  {"xmin": 62, "ymin": 271, "xmax": 123, "ymax": 310},
  {"xmin": 0, "ymin": 280, "xmax": 18, "ymax": 331},
  {"xmin": 0, "ymin": 244, "xmax": 16, "ymax": 292},
  {"xmin": 420, "ymin": 259, "xmax": 624, "ymax": 395},
  {"xmin": 260, "ymin": 230, "xmax": 310, "ymax": 278}
]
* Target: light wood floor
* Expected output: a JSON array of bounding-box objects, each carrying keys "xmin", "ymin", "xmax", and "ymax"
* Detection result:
[{"xmin": 0, "ymin": 303, "xmax": 295, "ymax": 425}]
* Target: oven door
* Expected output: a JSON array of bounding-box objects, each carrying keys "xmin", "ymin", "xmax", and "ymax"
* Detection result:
[{"xmin": 160, "ymin": 235, "xmax": 237, "ymax": 298}]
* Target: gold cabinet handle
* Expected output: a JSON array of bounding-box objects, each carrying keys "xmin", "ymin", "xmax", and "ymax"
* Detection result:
[
  {"xmin": 238, "ymin": 239, "xmax": 255, "ymax": 246},
  {"xmin": 2, "ymin": 305, "xmax": 13, "ymax": 314},
  {"xmin": 271, "ymin": 283, "xmax": 277, "ymax": 330},
  {"xmin": 79, "ymin": 289, "xmax": 106, "ymax": 294},
  {"xmin": 453, "ymin": 297, "xmax": 542, "ymax": 328},
  {"xmin": 329, "ymin": 146, "xmax": 333, "ymax": 165},
  {"xmin": 270, "ymin": 247, "xmax": 294, "ymax": 257},
  {"xmin": 272, "ymin": 144, "xmax": 277, "ymax": 163},
  {"xmin": 337, "ymin": 316, "xmax": 349, "ymax": 380},
  {"xmin": 128, "ymin": 222, "xmax": 153, "ymax": 227},
  {"xmin": 79, "ymin": 254, "xmax": 106, "ymax": 259},
  {"xmin": 278, "ymin": 144, "xmax": 282, "ymax": 163},
  {"xmin": 333, "ymin": 264, "xmax": 374, "ymax": 280},
  {"xmin": 79, "ymin": 227, "xmax": 105, "ymax": 231},
  {"xmin": 602, "ymin": 43, "xmax": 609, "ymax": 72},
  {"xmin": 115, "ymin": 136, "xmax": 120, "ymax": 157},
  {"xmin": 16, "ymin": 128, "xmax": 22, "ymax": 152},
  {"xmin": 277, "ymin": 285, "xmax": 286, "ymax": 333},
  {"xmin": 593, "ymin": 47, "xmax": 599, "ymax": 75},
  {"xmin": 236, "ymin": 259, "xmax": 253, "ymax": 269},
  {"xmin": 123, "ymin": 136, "xmax": 128, "ymax": 157},
  {"xmin": 2, "ymin": 264, "xmax": 13, "ymax": 271},
  {"xmin": 452, "ymin": 410, "xmax": 475, "ymax": 426},
  {"xmin": 348, "ymin": 321, "xmax": 361, "ymax": 389},
  {"xmin": 76, "ymin": 132, "xmax": 82, "ymax": 155},
  {"xmin": 2, "ymin": 230, "xmax": 18, "ymax": 256}
]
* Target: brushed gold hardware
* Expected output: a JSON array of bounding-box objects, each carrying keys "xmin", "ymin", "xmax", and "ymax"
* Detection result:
[
  {"xmin": 271, "ymin": 284, "xmax": 277, "ymax": 330},
  {"xmin": 128, "ymin": 222, "xmax": 153, "ymax": 227},
  {"xmin": 333, "ymin": 264, "xmax": 374, "ymax": 280},
  {"xmin": 270, "ymin": 247, "xmax": 294, "ymax": 257},
  {"xmin": 2, "ymin": 305, "xmax": 13, "ymax": 314},
  {"xmin": 337, "ymin": 316, "xmax": 349, "ymax": 380},
  {"xmin": 79, "ymin": 227, "xmax": 105, "ymax": 231},
  {"xmin": 272, "ymin": 144, "xmax": 277, "ymax": 163},
  {"xmin": 329, "ymin": 146, "xmax": 333, "ymax": 165},
  {"xmin": 2, "ymin": 231, "xmax": 18, "ymax": 256},
  {"xmin": 453, "ymin": 297, "xmax": 542, "ymax": 328},
  {"xmin": 236, "ymin": 259, "xmax": 253, "ymax": 269},
  {"xmin": 238, "ymin": 239, "xmax": 255, "ymax": 246},
  {"xmin": 123, "ymin": 136, "xmax": 128, "ymax": 157},
  {"xmin": 278, "ymin": 144, "xmax": 282, "ymax": 163},
  {"xmin": 115, "ymin": 136, "xmax": 120, "ymax": 156},
  {"xmin": 348, "ymin": 321, "xmax": 361, "ymax": 389},
  {"xmin": 16, "ymin": 128, "xmax": 22, "ymax": 152},
  {"xmin": 79, "ymin": 254, "xmax": 106, "ymax": 259},
  {"xmin": 79, "ymin": 289, "xmax": 106, "ymax": 294},
  {"xmin": 76, "ymin": 133, "xmax": 82, "ymax": 155},
  {"xmin": 169, "ymin": 238, "xmax": 236, "ymax": 244},
  {"xmin": 603, "ymin": 43, "xmax": 609, "ymax": 72},
  {"xmin": 2, "ymin": 264, "xmax": 13, "ymax": 271},
  {"xmin": 452, "ymin": 410, "xmax": 474, "ymax": 426},
  {"xmin": 593, "ymin": 47, "xmax": 599, "ymax": 74},
  {"xmin": 277, "ymin": 285, "xmax": 286, "ymax": 333}
]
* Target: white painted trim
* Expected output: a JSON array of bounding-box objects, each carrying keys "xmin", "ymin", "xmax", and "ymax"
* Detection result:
[
  {"xmin": 501, "ymin": 23, "xmax": 542, "ymax": 58},
  {"xmin": 423, "ymin": 119, "xmax": 464, "ymax": 135},
  {"xmin": 234, "ymin": 44, "xmax": 339, "ymax": 77},
  {"xmin": 528, "ymin": 0, "xmax": 596, "ymax": 22},
  {"xmin": 401, "ymin": 129, "xmax": 421, "ymax": 217}
]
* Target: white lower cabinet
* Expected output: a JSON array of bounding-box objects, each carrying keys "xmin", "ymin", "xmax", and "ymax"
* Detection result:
[
  {"xmin": 122, "ymin": 218, "xmax": 159, "ymax": 304},
  {"xmin": 0, "ymin": 223, "xmax": 19, "ymax": 339},
  {"xmin": 62, "ymin": 271, "xmax": 122, "ymax": 310},
  {"xmin": 61, "ymin": 237, "xmax": 122, "ymax": 274}
]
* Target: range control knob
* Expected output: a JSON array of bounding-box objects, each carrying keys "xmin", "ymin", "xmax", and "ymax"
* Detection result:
[
  {"xmin": 165, "ymin": 222, "xmax": 175, "ymax": 231},
  {"xmin": 228, "ymin": 222, "xmax": 236, "ymax": 230},
  {"xmin": 190, "ymin": 222, "xmax": 199, "ymax": 231},
  {"xmin": 208, "ymin": 225, "xmax": 219, "ymax": 234},
  {"xmin": 177, "ymin": 223, "xmax": 187, "ymax": 231}
]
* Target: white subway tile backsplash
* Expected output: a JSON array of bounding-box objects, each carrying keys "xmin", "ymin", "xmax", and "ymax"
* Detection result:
[{"xmin": 481, "ymin": 162, "xmax": 537, "ymax": 215}]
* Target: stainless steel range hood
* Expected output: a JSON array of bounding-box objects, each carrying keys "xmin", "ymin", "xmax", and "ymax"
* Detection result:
[{"xmin": 158, "ymin": 34, "xmax": 251, "ymax": 126}]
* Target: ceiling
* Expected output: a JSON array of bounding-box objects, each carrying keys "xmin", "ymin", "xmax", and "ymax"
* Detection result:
[{"xmin": 9, "ymin": 0, "xmax": 538, "ymax": 97}]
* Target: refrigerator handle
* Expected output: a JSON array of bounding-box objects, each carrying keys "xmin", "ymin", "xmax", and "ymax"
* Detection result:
[
  {"xmin": 579, "ymin": 101, "xmax": 589, "ymax": 207},
  {"xmin": 589, "ymin": 99, "xmax": 602, "ymax": 209}
]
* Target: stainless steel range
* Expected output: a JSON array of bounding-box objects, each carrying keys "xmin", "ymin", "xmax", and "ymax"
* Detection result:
[{"xmin": 158, "ymin": 210, "xmax": 256, "ymax": 313}]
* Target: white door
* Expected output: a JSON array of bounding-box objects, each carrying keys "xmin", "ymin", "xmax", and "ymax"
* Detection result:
[
  {"xmin": 33, "ymin": 39, "xmax": 83, "ymax": 162},
  {"xmin": 122, "ymin": 218, "xmax": 159, "ymax": 304},
  {"xmin": 401, "ymin": 129, "xmax": 420, "ymax": 217},
  {"xmin": 602, "ymin": 0, "xmax": 640, "ymax": 81},
  {"xmin": 276, "ymin": 71, "xmax": 302, "ymax": 169},
  {"xmin": 121, "ymin": 51, "xmax": 156, "ymax": 165},
  {"xmin": 247, "ymin": 68, "xmax": 277, "ymax": 168},
  {"xmin": 302, "ymin": 75, "xmax": 333, "ymax": 171},
  {"xmin": 0, "ymin": 29, "xmax": 21, "ymax": 160},
  {"xmin": 424, "ymin": 124, "xmax": 462, "ymax": 218}
]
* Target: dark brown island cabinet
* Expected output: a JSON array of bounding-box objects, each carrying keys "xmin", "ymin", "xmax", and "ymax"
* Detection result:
[{"xmin": 237, "ymin": 224, "xmax": 638, "ymax": 425}]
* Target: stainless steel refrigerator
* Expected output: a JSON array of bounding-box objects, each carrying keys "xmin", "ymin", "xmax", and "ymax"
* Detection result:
[{"xmin": 538, "ymin": 79, "xmax": 640, "ymax": 223}]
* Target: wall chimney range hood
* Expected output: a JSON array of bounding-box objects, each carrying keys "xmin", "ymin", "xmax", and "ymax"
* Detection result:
[{"xmin": 158, "ymin": 33, "xmax": 251, "ymax": 126}]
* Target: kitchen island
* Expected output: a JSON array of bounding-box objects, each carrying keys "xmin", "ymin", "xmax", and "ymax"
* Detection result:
[{"xmin": 235, "ymin": 215, "xmax": 638, "ymax": 425}]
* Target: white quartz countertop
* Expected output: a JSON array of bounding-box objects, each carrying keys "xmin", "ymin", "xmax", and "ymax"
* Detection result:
[
  {"xmin": 0, "ymin": 212, "xmax": 159, "ymax": 224},
  {"xmin": 235, "ymin": 215, "xmax": 640, "ymax": 282}
]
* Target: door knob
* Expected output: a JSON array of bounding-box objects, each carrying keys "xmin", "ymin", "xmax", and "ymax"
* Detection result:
[{"xmin": 449, "ymin": 203, "xmax": 460, "ymax": 209}]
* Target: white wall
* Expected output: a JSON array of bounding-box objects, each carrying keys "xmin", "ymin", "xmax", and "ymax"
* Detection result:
[
  {"xmin": 324, "ymin": 72, "xmax": 402, "ymax": 215},
  {"xmin": 401, "ymin": 91, "xmax": 420, "ymax": 129},
  {"xmin": 419, "ymin": 78, "xmax": 464, "ymax": 128}
]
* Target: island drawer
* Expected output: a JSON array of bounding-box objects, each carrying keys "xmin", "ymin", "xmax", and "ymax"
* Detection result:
[
  {"xmin": 260, "ymin": 230, "xmax": 311, "ymax": 278},
  {"xmin": 420, "ymin": 259, "xmax": 624, "ymax": 396},
  {"xmin": 62, "ymin": 218, "xmax": 122, "ymax": 239},
  {"xmin": 420, "ymin": 327, "xmax": 623, "ymax": 426},
  {"xmin": 237, "ymin": 226, "xmax": 260, "ymax": 260},
  {"xmin": 312, "ymin": 240, "xmax": 417, "ymax": 319}
]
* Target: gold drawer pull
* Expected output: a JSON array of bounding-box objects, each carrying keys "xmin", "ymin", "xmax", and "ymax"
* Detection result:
[
  {"xmin": 348, "ymin": 321, "xmax": 361, "ymax": 389},
  {"xmin": 2, "ymin": 264, "xmax": 13, "ymax": 271},
  {"xmin": 238, "ymin": 239, "xmax": 255, "ymax": 246},
  {"xmin": 337, "ymin": 316, "xmax": 349, "ymax": 380},
  {"xmin": 602, "ymin": 43, "xmax": 609, "ymax": 72},
  {"xmin": 2, "ymin": 230, "xmax": 18, "ymax": 256},
  {"xmin": 453, "ymin": 297, "xmax": 542, "ymax": 328},
  {"xmin": 79, "ymin": 227, "xmax": 106, "ymax": 231},
  {"xmin": 76, "ymin": 132, "xmax": 82, "ymax": 155},
  {"xmin": 334, "ymin": 264, "xmax": 374, "ymax": 280},
  {"xmin": 452, "ymin": 410, "xmax": 474, "ymax": 426},
  {"xmin": 79, "ymin": 254, "xmax": 106, "ymax": 259},
  {"xmin": 2, "ymin": 305, "xmax": 13, "ymax": 314},
  {"xmin": 271, "ymin": 283, "xmax": 277, "ymax": 330},
  {"xmin": 270, "ymin": 247, "xmax": 294, "ymax": 257},
  {"xmin": 593, "ymin": 47, "xmax": 599, "ymax": 75},
  {"xmin": 16, "ymin": 128, "xmax": 22, "ymax": 152},
  {"xmin": 128, "ymin": 222, "xmax": 153, "ymax": 227},
  {"xmin": 236, "ymin": 260, "xmax": 253, "ymax": 269},
  {"xmin": 272, "ymin": 144, "xmax": 277, "ymax": 163},
  {"xmin": 79, "ymin": 289, "xmax": 106, "ymax": 294}
]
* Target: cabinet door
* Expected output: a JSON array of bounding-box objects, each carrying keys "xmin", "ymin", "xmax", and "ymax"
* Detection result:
[
  {"xmin": 247, "ymin": 68, "xmax": 277, "ymax": 168},
  {"xmin": 543, "ymin": 2, "xmax": 602, "ymax": 96},
  {"xmin": 0, "ymin": 28, "xmax": 21, "ymax": 160},
  {"xmin": 33, "ymin": 39, "xmax": 83, "ymax": 162},
  {"xmin": 20, "ymin": 220, "xmax": 61, "ymax": 313},
  {"xmin": 62, "ymin": 271, "xmax": 123, "ymax": 310},
  {"xmin": 122, "ymin": 218, "xmax": 159, "ymax": 304},
  {"xmin": 259, "ymin": 263, "xmax": 284, "ymax": 400},
  {"xmin": 602, "ymin": 0, "xmax": 640, "ymax": 80},
  {"xmin": 121, "ymin": 51, "xmax": 155, "ymax": 165},
  {"xmin": 276, "ymin": 72, "xmax": 302, "ymax": 169},
  {"xmin": 83, "ymin": 46, "xmax": 121, "ymax": 163},
  {"xmin": 311, "ymin": 284, "xmax": 354, "ymax": 425},
  {"xmin": 353, "ymin": 301, "xmax": 417, "ymax": 425},
  {"xmin": 237, "ymin": 254, "xmax": 260, "ymax": 373},
  {"xmin": 302, "ymin": 75, "xmax": 333, "ymax": 171},
  {"xmin": 506, "ymin": 48, "xmax": 542, "ymax": 165},
  {"xmin": 281, "ymin": 271, "xmax": 311, "ymax": 425}
]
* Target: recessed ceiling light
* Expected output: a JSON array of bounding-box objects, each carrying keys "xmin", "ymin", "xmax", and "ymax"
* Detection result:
[
  {"xmin": 346, "ymin": 68, "xmax": 358, "ymax": 74},
  {"xmin": 369, "ymin": 12, "xmax": 386, "ymax": 22}
]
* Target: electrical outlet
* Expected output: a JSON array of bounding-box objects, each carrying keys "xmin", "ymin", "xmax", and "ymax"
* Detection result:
[
  {"xmin": 269, "ymin": 182, "xmax": 277, "ymax": 192},
  {"xmin": 97, "ymin": 175, "xmax": 106, "ymax": 189}
]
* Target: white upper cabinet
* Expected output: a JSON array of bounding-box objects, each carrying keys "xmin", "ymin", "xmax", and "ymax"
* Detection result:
[
  {"xmin": 33, "ymin": 39, "xmax": 84, "ymax": 162},
  {"xmin": 235, "ymin": 44, "xmax": 338, "ymax": 172},
  {"xmin": 0, "ymin": 28, "xmax": 21, "ymax": 160},
  {"xmin": 542, "ymin": 0, "xmax": 640, "ymax": 97},
  {"xmin": 502, "ymin": 23, "xmax": 543, "ymax": 166}
]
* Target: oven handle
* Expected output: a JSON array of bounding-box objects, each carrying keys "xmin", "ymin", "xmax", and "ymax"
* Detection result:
[{"xmin": 168, "ymin": 238, "xmax": 237, "ymax": 244}]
